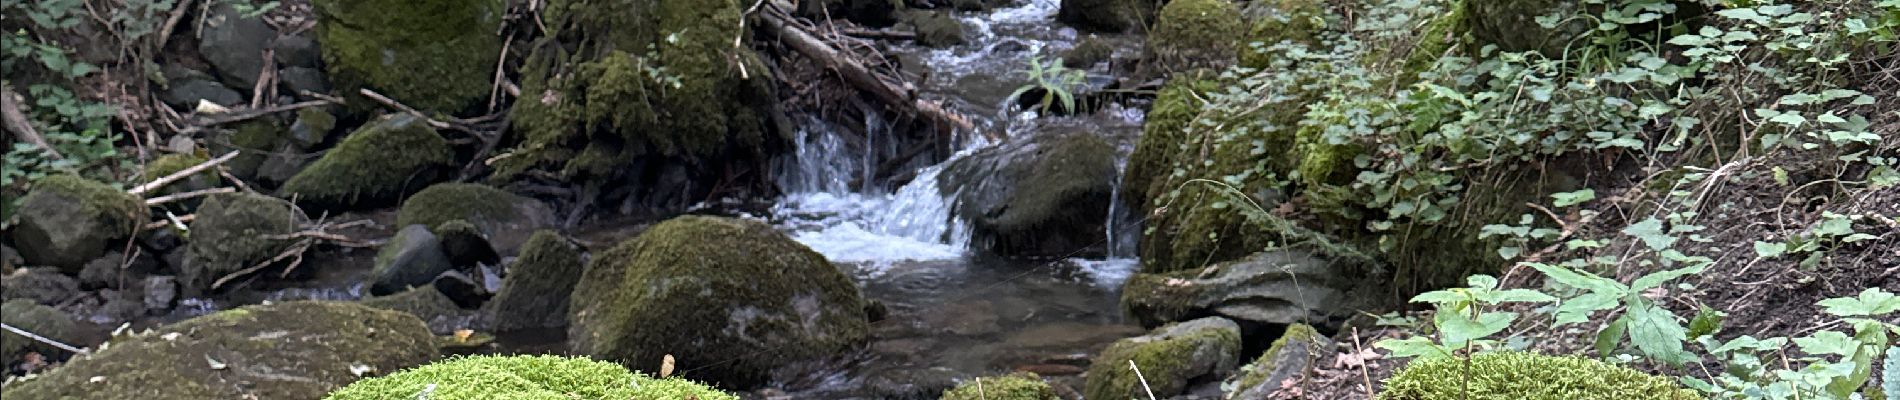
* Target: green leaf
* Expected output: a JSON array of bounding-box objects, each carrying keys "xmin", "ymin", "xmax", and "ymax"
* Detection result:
[
  {"xmin": 1438, "ymin": 311, "xmax": 1516, "ymax": 345},
  {"xmin": 1626, "ymin": 300, "xmax": 1690, "ymax": 365},
  {"xmin": 1554, "ymin": 292, "xmax": 1619, "ymax": 326},
  {"xmin": 1631, "ymin": 264, "xmax": 1705, "ymax": 291},
  {"xmin": 1623, "ymin": 217, "xmax": 1677, "ymax": 251},
  {"xmin": 1375, "ymin": 336, "xmax": 1452, "ymax": 359},
  {"xmin": 1525, "ymin": 262, "xmax": 1625, "ymax": 294},
  {"xmin": 1409, "ymin": 290, "xmax": 1467, "ymax": 305},
  {"xmin": 1793, "ymin": 330, "xmax": 1859, "ymax": 357},
  {"xmin": 1597, "ymin": 317, "xmax": 1629, "ymax": 358},
  {"xmin": 1487, "ymin": 289, "xmax": 1557, "ymax": 304},
  {"xmin": 1686, "ymin": 306, "xmax": 1724, "ymax": 340},
  {"xmin": 1753, "ymin": 241, "xmax": 1788, "ymax": 258},
  {"xmin": 1817, "ymin": 288, "xmax": 1900, "ymax": 317},
  {"xmin": 1550, "ymin": 189, "xmax": 1596, "ymax": 207}
]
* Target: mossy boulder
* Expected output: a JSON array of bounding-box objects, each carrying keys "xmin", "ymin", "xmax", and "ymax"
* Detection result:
[
  {"xmin": 568, "ymin": 215, "xmax": 869, "ymax": 388},
  {"xmin": 0, "ymin": 301, "xmax": 437, "ymax": 400},
  {"xmin": 369, "ymin": 225, "xmax": 457, "ymax": 296},
  {"xmin": 1084, "ymin": 316, "xmax": 1242, "ymax": 400},
  {"xmin": 322, "ymin": 355, "xmax": 736, "ymax": 400},
  {"xmin": 9, "ymin": 175, "xmax": 148, "ymax": 272},
  {"xmin": 1, "ymin": 299, "xmax": 82, "ymax": 361},
  {"xmin": 1237, "ymin": 0, "xmax": 1328, "ymax": 69},
  {"xmin": 1461, "ymin": 0, "xmax": 1592, "ymax": 58},
  {"xmin": 1120, "ymin": 77, "xmax": 1218, "ymax": 209},
  {"xmin": 312, "ymin": 0, "xmax": 503, "ymax": 114},
  {"xmin": 941, "ymin": 131, "xmax": 1118, "ymax": 258},
  {"xmin": 278, "ymin": 114, "xmax": 455, "ymax": 211},
  {"xmin": 1227, "ymin": 323, "xmax": 1330, "ymax": 400},
  {"xmin": 181, "ymin": 192, "xmax": 301, "ymax": 294},
  {"xmin": 361, "ymin": 286, "xmax": 473, "ymax": 335},
  {"xmin": 1377, "ymin": 352, "xmax": 1703, "ymax": 400},
  {"xmin": 433, "ymin": 220, "xmax": 500, "ymax": 267},
  {"xmin": 485, "ymin": 230, "xmax": 584, "ymax": 332},
  {"xmin": 1145, "ymin": 0, "xmax": 1244, "ymax": 74},
  {"xmin": 910, "ymin": 11, "xmax": 967, "ymax": 48},
  {"xmin": 1057, "ymin": 0, "xmax": 1155, "ymax": 32},
  {"xmin": 1062, "ymin": 36, "xmax": 1115, "ymax": 68},
  {"xmin": 1120, "ymin": 250, "xmax": 1371, "ymax": 328},
  {"xmin": 394, "ymin": 183, "xmax": 556, "ymax": 254},
  {"xmin": 143, "ymin": 152, "xmax": 222, "ymax": 212},
  {"xmin": 940, "ymin": 373, "xmax": 1058, "ymax": 400}
]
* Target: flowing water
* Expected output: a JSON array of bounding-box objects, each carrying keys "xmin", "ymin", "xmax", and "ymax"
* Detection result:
[{"xmin": 762, "ymin": 0, "xmax": 1151, "ymax": 395}]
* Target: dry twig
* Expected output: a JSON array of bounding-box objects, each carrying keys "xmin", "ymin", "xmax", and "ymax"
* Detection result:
[
  {"xmin": 144, "ymin": 187, "xmax": 236, "ymax": 206},
  {"xmin": 129, "ymin": 150, "xmax": 241, "ymax": 195}
]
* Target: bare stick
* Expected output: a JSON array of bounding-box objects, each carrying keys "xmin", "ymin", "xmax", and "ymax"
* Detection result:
[
  {"xmin": 1, "ymin": 85, "xmax": 63, "ymax": 160},
  {"xmin": 1128, "ymin": 360, "xmax": 1158, "ymax": 400},
  {"xmin": 152, "ymin": 0, "xmax": 197, "ymax": 52},
  {"xmin": 212, "ymin": 238, "xmax": 312, "ymax": 290},
  {"xmin": 249, "ymin": 48, "xmax": 278, "ymax": 109},
  {"xmin": 143, "ymin": 213, "xmax": 196, "ymax": 231},
  {"xmin": 0, "ymin": 323, "xmax": 88, "ymax": 355},
  {"xmin": 129, "ymin": 150, "xmax": 241, "ymax": 195},
  {"xmin": 189, "ymin": 99, "xmax": 337, "ymax": 128},
  {"xmin": 144, "ymin": 187, "xmax": 236, "ymax": 206},
  {"xmin": 755, "ymin": 4, "xmax": 984, "ymax": 139},
  {"xmin": 357, "ymin": 89, "xmax": 453, "ymax": 130},
  {"xmin": 217, "ymin": 166, "xmax": 257, "ymax": 194},
  {"xmin": 489, "ymin": 39, "xmax": 512, "ymax": 113}
]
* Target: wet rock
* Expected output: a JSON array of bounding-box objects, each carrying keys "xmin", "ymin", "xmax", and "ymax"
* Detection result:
[
  {"xmin": 1, "ymin": 268, "xmax": 80, "ymax": 306},
  {"xmin": 11, "ymin": 176, "xmax": 147, "ymax": 272},
  {"xmin": 1057, "ymin": 0, "xmax": 1153, "ymax": 32},
  {"xmin": 0, "ymin": 299, "xmax": 81, "ymax": 361},
  {"xmin": 1, "ymin": 245, "xmax": 20, "ymax": 272},
  {"xmin": 1145, "ymin": 0, "xmax": 1243, "ymax": 73},
  {"xmin": 434, "ymin": 220, "xmax": 500, "ymax": 268},
  {"xmin": 1120, "ymin": 250, "xmax": 1368, "ymax": 329},
  {"xmin": 485, "ymin": 231, "xmax": 583, "ymax": 332},
  {"xmin": 394, "ymin": 183, "xmax": 558, "ymax": 255},
  {"xmin": 1004, "ymin": 322, "xmax": 1145, "ymax": 350},
  {"xmin": 910, "ymin": 11, "xmax": 967, "ymax": 48},
  {"xmin": 370, "ymin": 225, "xmax": 456, "ymax": 296},
  {"xmin": 279, "ymin": 114, "xmax": 455, "ymax": 211},
  {"xmin": 181, "ymin": 193, "xmax": 301, "ymax": 294},
  {"xmin": 855, "ymin": 367, "xmax": 965, "ymax": 400},
  {"xmin": 431, "ymin": 270, "xmax": 489, "ymax": 309},
  {"xmin": 287, "ymin": 107, "xmax": 336, "ymax": 149},
  {"xmin": 77, "ymin": 251, "xmax": 160, "ymax": 289},
  {"xmin": 271, "ymin": 34, "xmax": 322, "ymax": 68},
  {"xmin": 160, "ymin": 78, "xmax": 245, "ymax": 109},
  {"xmin": 1061, "ymin": 36, "xmax": 1114, "ymax": 68},
  {"xmin": 941, "ymin": 131, "xmax": 1117, "ymax": 258},
  {"xmin": 1227, "ymin": 323, "xmax": 1330, "ymax": 400},
  {"xmin": 0, "ymin": 301, "xmax": 437, "ymax": 400},
  {"xmin": 277, "ymin": 66, "xmax": 332, "ymax": 98},
  {"xmin": 798, "ymin": 0, "xmax": 901, "ymax": 27},
  {"xmin": 313, "ymin": 0, "xmax": 503, "ymax": 114},
  {"xmin": 89, "ymin": 288, "xmax": 147, "ymax": 324},
  {"xmin": 255, "ymin": 147, "xmax": 318, "ymax": 187},
  {"xmin": 1084, "ymin": 316, "xmax": 1241, "ymax": 400},
  {"xmin": 568, "ymin": 215, "xmax": 869, "ymax": 389},
  {"xmin": 942, "ymin": 372, "xmax": 1058, "ymax": 400},
  {"xmin": 211, "ymin": 118, "xmax": 288, "ymax": 180},
  {"xmin": 142, "ymin": 276, "xmax": 178, "ymax": 314},
  {"xmin": 198, "ymin": 4, "xmax": 278, "ymax": 89},
  {"xmin": 361, "ymin": 286, "xmax": 472, "ymax": 335}
]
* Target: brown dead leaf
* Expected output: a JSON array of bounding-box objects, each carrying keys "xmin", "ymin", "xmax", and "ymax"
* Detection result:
[
  {"xmin": 1333, "ymin": 347, "xmax": 1381, "ymax": 369},
  {"xmin": 660, "ymin": 354, "xmax": 675, "ymax": 378},
  {"xmin": 453, "ymin": 329, "xmax": 474, "ymax": 343}
]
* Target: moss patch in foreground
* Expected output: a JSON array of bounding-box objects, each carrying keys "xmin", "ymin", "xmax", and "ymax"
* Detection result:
[
  {"xmin": 1377, "ymin": 351, "xmax": 1702, "ymax": 400},
  {"xmin": 940, "ymin": 373, "xmax": 1057, "ymax": 400},
  {"xmin": 322, "ymin": 355, "xmax": 736, "ymax": 400}
]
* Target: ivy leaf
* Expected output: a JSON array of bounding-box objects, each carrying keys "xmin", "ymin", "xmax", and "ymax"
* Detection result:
[
  {"xmin": 1409, "ymin": 289, "xmax": 1467, "ymax": 305},
  {"xmin": 1793, "ymin": 330, "xmax": 1859, "ymax": 357},
  {"xmin": 1626, "ymin": 300, "xmax": 1690, "ymax": 365},
  {"xmin": 1817, "ymin": 288, "xmax": 1900, "ymax": 317},
  {"xmin": 1623, "ymin": 217, "xmax": 1677, "ymax": 251}
]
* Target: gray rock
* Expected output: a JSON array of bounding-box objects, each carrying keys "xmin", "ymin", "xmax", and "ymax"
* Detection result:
[
  {"xmin": 910, "ymin": 11, "xmax": 967, "ymax": 48},
  {"xmin": 1084, "ymin": 316, "xmax": 1242, "ymax": 400},
  {"xmin": 180, "ymin": 193, "xmax": 301, "ymax": 294},
  {"xmin": 77, "ymin": 251, "xmax": 159, "ymax": 289},
  {"xmin": 287, "ymin": 107, "xmax": 336, "ymax": 149},
  {"xmin": 485, "ymin": 231, "xmax": 582, "ymax": 332},
  {"xmin": 370, "ymin": 225, "xmax": 456, "ymax": 296},
  {"xmin": 271, "ymin": 35, "xmax": 322, "ymax": 68},
  {"xmin": 160, "ymin": 79, "xmax": 245, "ymax": 109},
  {"xmin": 431, "ymin": 269, "xmax": 488, "ymax": 309},
  {"xmin": 1120, "ymin": 250, "xmax": 1371, "ymax": 329},
  {"xmin": 1227, "ymin": 323, "xmax": 1332, "ymax": 400},
  {"xmin": 2, "ymin": 268, "xmax": 80, "ymax": 306},
  {"xmin": 254, "ymin": 145, "xmax": 317, "ymax": 187},
  {"xmin": 941, "ymin": 131, "xmax": 1117, "ymax": 258},
  {"xmin": 11, "ymin": 177, "xmax": 148, "ymax": 272},
  {"xmin": 277, "ymin": 66, "xmax": 330, "ymax": 98},
  {"xmin": 198, "ymin": 5, "xmax": 278, "ymax": 89},
  {"xmin": 2, "ymin": 245, "xmax": 21, "ymax": 271},
  {"xmin": 1, "ymin": 299, "xmax": 82, "ymax": 360},
  {"xmin": 142, "ymin": 276, "xmax": 178, "ymax": 314}
]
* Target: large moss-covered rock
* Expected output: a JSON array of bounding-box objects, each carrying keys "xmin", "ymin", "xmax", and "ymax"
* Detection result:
[
  {"xmin": 312, "ymin": 0, "xmax": 503, "ymax": 114},
  {"xmin": 9, "ymin": 175, "xmax": 148, "ymax": 272},
  {"xmin": 568, "ymin": 215, "xmax": 869, "ymax": 388},
  {"xmin": 1121, "ymin": 250, "xmax": 1371, "ymax": 328},
  {"xmin": 394, "ymin": 183, "xmax": 556, "ymax": 254},
  {"xmin": 181, "ymin": 192, "xmax": 301, "ymax": 293},
  {"xmin": 1227, "ymin": 323, "xmax": 1330, "ymax": 400},
  {"xmin": 369, "ymin": 225, "xmax": 456, "ymax": 296},
  {"xmin": 485, "ymin": 231, "xmax": 583, "ymax": 331},
  {"xmin": 278, "ymin": 114, "xmax": 454, "ymax": 211},
  {"xmin": 1145, "ymin": 0, "xmax": 1244, "ymax": 73},
  {"xmin": 0, "ymin": 301, "xmax": 437, "ymax": 400},
  {"xmin": 941, "ymin": 131, "xmax": 1117, "ymax": 258},
  {"xmin": 940, "ymin": 373, "xmax": 1058, "ymax": 400},
  {"xmin": 1461, "ymin": 0, "xmax": 1592, "ymax": 57},
  {"xmin": 1, "ymin": 299, "xmax": 82, "ymax": 361},
  {"xmin": 1378, "ymin": 352, "xmax": 1702, "ymax": 400},
  {"xmin": 500, "ymin": 0, "xmax": 778, "ymax": 213},
  {"xmin": 1084, "ymin": 316, "xmax": 1242, "ymax": 400},
  {"xmin": 322, "ymin": 355, "xmax": 737, "ymax": 400},
  {"xmin": 1057, "ymin": 0, "xmax": 1154, "ymax": 32}
]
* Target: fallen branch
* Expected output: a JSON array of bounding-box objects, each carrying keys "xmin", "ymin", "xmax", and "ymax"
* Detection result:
[
  {"xmin": 144, "ymin": 213, "xmax": 196, "ymax": 231},
  {"xmin": 358, "ymin": 88, "xmax": 455, "ymax": 131},
  {"xmin": 144, "ymin": 187, "xmax": 236, "ymax": 206},
  {"xmin": 185, "ymin": 99, "xmax": 338, "ymax": 129},
  {"xmin": 1, "ymin": 84, "xmax": 63, "ymax": 160},
  {"xmin": 756, "ymin": 4, "xmax": 986, "ymax": 140},
  {"xmin": 839, "ymin": 28, "xmax": 917, "ymax": 41},
  {"xmin": 129, "ymin": 150, "xmax": 241, "ymax": 195},
  {"xmin": 0, "ymin": 323, "xmax": 88, "ymax": 355}
]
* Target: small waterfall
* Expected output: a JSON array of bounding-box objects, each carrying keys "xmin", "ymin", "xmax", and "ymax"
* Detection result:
[
  {"xmin": 771, "ymin": 116, "xmax": 983, "ymax": 271},
  {"xmin": 1103, "ymin": 157, "xmax": 1140, "ymax": 258}
]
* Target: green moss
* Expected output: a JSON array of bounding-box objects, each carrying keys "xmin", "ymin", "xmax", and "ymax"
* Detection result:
[
  {"xmin": 312, "ymin": 0, "xmax": 504, "ymax": 114},
  {"xmin": 296, "ymin": 107, "xmax": 337, "ymax": 138},
  {"xmin": 1238, "ymin": 0, "xmax": 1328, "ymax": 69},
  {"xmin": 1291, "ymin": 114, "xmax": 1366, "ymax": 189},
  {"xmin": 10, "ymin": 175, "xmax": 150, "ymax": 270},
  {"xmin": 940, "ymin": 373, "xmax": 1057, "ymax": 400},
  {"xmin": 1146, "ymin": 0, "xmax": 1244, "ymax": 73},
  {"xmin": 487, "ymin": 230, "xmax": 584, "ymax": 331},
  {"xmin": 323, "ymin": 355, "xmax": 735, "ymax": 400},
  {"xmin": 0, "ymin": 302, "xmax": 437, "ymax": 400},
  {"xmin": 1, "ymin": 299, "xmax": 80, "ymax": 360},
  {"xmin": 1232, "ymin": 323, "xmax": 1321, "ymax": 392},
  {"xmin": 182, "ymin": 192, "xmax": 300, "ymax": 291},
  {"xmin": 145, "ymin": 153, "xmax": 216, "ymax": 184},
  {"xmin": 1084, "ymin": 318, "xmax": 1241, "ymax": 400},
  {"xmin": 567, "ymin": 215, "xmax": 869, "ymax": 388},
  {"xmin": 1062, "ymin": 36, "xmax": 1115, "ymax": 67},
  {"xmin": 395, "ymin": 183, "xmax": 521, "ymax": 231},
  {"xmin": 279, "ymin": 115, "xmax": 454, "ymax": 211},
  {"xmin": 1377, "ymin": 352, "xmax": 1702, "ymax": 400}
]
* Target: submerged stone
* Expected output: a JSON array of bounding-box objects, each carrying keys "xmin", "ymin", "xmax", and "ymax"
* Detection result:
[{"xmin": 941, "ymin": 131, "xmax": 1118, "ymax": 258}]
